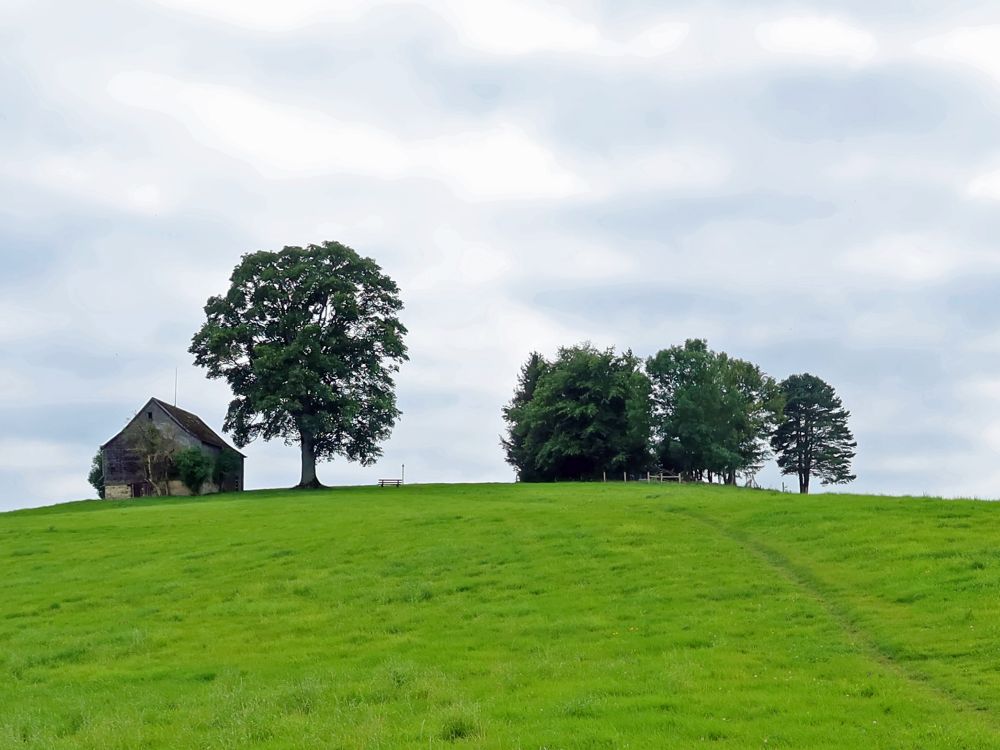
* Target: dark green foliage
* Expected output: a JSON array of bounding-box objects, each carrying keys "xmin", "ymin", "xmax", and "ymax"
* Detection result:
[
  {"xmin": 647, "ymin": 340, "xmax": 782, "ymax": 484},
  {"xmin": 501, "ymin": 352, "xmax": 548, "ymax": 482},
  {"xmin": 771, "ymin": 373, "xmax": 857, "ymax": 494},
  {"xmin": 502, "ymin": 344, "xmax": 651, "ymax": 481},
  {"xmin": 174, "ymin": 448, "xmax": 214, "ymax": 495},
  {"xmin": 213, "ymin": 448, "xmax": 242, "ymax": 488},
  {"xmin": 88, "ymin": 451, "xmax": 105, "ymax": 499},
  {"xmin": 190, "ymin": 241, "xmax": 408, "ymax": 488}
]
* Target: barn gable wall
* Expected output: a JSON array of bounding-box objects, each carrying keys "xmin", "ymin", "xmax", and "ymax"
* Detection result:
[
  {"xmin": 101, "ymin": 399, "xmax": 242, "ymax": 495},
  {"xmin": 103, "ymin": 399, "xmax": 200, "ymax": 485}
]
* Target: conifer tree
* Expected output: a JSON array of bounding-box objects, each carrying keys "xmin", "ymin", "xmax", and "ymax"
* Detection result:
[{"xmin": 771, "ymin": 373, "xmax": 856, "ymax": 494}]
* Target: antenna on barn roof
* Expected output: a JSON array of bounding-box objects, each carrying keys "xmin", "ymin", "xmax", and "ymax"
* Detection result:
[{"xmin": 174, "ymin": 367, "xmax": 178, "ymax": 407}]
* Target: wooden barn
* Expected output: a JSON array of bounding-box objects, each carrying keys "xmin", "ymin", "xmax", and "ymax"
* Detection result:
[{"xmin": 101, "ymin": 397, "xmax": 245, "ymax": 499}]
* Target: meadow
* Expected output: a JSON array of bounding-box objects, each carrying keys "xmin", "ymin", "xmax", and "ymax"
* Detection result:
[{"xmin": 2, "ymin": 482, "xmax": 1000, "ymax": 748}]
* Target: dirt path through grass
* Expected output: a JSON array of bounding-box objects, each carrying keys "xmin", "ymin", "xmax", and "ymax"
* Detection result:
[{"xmin": 678, "ymin": 505, "xmax": 1000, "ymax": 731}]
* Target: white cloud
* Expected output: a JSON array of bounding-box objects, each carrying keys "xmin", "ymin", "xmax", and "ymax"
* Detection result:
[
  {"xmin": 612, "ymin": 146, "xmax": 730, "ymax": 193},
  {"xmin": 425, "ymin": 125, "xmax": 585, "ymax": 199},
  {"xmin": 107, "ymin": 72, "xmax": 407, "ymax": 179},
  {"xmin": 107, "ymin": 71, "xmax": 583, "ymax": 199},
  {"xmin": 916, "ymin": 26, "xmax": 1000, "ymax": 85},
  {"xmin": 0, "ymin": 439, "xmax": 83, "ymax": 472},
  {"xmin": 967, "ymin": 166, "xmax": 1000, "ymax": 201},
  {"xmin": 38, "ymin": 473, "xmax": 94, "ymax": 503},
  {"xmin": 405, "ymin": 225, "xmax": 511, "ymax": 291},
  {"xmin": 624, "ymin": 22, "xmax": 691, "ymax": 58},
  {"xmin": 146, "ymin": 0, "xmax": 374, "ymax": 32},
  {"xmin": 440, "ymin": 5, "xmax": 690, "ymax": 59},
  {"xmin": 11, "ymin": 151, "xmax": 173, "ymax": 215},
  {"xmin": 755, "ymin": 16, "xmax": 878, "ymax": 65},
  {"xmin": 840, "ymin": 235, "xmax": 984, "ymax": 284},
  {"xmin": 433, "ymin": 1, "xmax": 603, "ymax": 57},
  {"xmin": 960, "ymin": 377, "xmax": 1000, "ymax": 404},
  {"xmin": 0, "ymin": 369, "xmax": 36, "ymax": 406},
  {"xmin": 847, "ymin": 305, "xmax": 950, "ymax": 346},
  {"xmin": 147, "ymin": 0, "xmax": 690, "ymax": 60},
  {"xmin": 0, "ymin": 300, "xmax": 70, "ymax": 344}
]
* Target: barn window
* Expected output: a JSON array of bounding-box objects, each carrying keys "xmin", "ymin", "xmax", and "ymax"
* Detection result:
[{"xmin": 147, "ymin": 412, "xmax": 153, "ymax": 420}]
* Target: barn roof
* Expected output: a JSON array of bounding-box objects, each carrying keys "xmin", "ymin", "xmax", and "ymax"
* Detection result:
[
  {"xmin": 151, "ymin": 398, "xmax": 244, "ymax": 456},
  {"xmin": 102, "ymin": 398, "xmax": 245, "ymax": 457}
]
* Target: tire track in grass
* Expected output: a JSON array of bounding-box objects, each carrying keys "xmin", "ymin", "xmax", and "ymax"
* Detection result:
[{"xmin": 675, "ymin": 506, "xmax": 1000, "ymax": 730}]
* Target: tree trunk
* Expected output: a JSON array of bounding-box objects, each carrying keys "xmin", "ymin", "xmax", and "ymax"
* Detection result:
[
  {"xmin": 298, "ymin": 431, "xmax": 324, "ymax": 489},
  {"xmin": 799, "ymin": 473, "xmax": 810, "ymax": 494}
]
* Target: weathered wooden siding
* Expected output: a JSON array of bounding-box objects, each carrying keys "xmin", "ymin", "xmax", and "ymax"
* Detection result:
[
  {"xmin": 103, "ymin": 400, "xmax": 199, "ymax": 485},
  {"xmin": 100, "ymin": 398, "xmax": 244, "ymax": 498}
]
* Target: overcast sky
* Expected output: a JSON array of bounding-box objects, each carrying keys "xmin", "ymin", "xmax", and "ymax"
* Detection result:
[{"xmin": 5, "ymin": 0, "xmax": 1000, "ymax": 509}]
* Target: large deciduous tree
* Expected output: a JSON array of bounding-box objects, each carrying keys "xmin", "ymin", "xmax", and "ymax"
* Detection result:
[
  {"xmin": 771, "ymin": 373, "xmax": 856, "ymax": 494},
  {"xmin": 646, "ymin": 339, "xmax": 782, "ymax": 484},
  {"xmin": 501, "ymin": 344, "xmax": 652, "ymax": 481},
  {"xmin": 190, "ymin": 242, "xmax": 408, "ymax": 488}
]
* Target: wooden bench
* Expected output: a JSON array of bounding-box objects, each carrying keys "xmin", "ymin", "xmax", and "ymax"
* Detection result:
[{"xmin": 378, "ymin": 479, "xmax": 403, "ymax": 487}]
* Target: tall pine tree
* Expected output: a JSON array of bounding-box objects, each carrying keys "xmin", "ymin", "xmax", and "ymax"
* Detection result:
[{"xmin": 771, "ymin": 373, "xmax": 856, "ymax": 494}]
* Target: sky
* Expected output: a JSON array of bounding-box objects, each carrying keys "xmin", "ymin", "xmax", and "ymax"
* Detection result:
[{"xmin": 4, "ymin": 0, "xmax": 1000, "ymax": 509}]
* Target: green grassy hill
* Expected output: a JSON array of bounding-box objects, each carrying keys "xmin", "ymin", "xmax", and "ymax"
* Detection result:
[{"xmin": 2, "ymin": 483, "xmax": 1000, "ymax": 749}]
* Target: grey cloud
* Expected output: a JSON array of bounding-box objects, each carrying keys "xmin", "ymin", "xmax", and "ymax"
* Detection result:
[
  {"xmin": 5, "ymin": 0, "xmax": 1000, "ymax": 508},
  {"xmin": 943, "ymin": 281, "xmax": 1000, "ymax": 333},
  {"xmin": 552, "ymin": 191, "xmax": 837, "ymax": 243},
  {"xmin": 753, "ymin": 71, "xmax": 948, "ymax": 140},
  {"xmin": 0, "ymin": 402, "xmax": 125, "ymax": 444}
]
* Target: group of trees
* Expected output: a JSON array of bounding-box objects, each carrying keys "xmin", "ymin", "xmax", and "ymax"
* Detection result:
[{"xmin": 503, "ymin": 340, "xmax": 856, "ymax": 494}]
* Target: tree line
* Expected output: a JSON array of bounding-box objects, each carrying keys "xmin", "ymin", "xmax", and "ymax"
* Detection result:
[
  {"xmin": 502, "ymin": 340, "xmax": 856, "ymax": 494},
  {"xmin": 84, "ymin": 242, "xmax": 855, "ymax": 494}
]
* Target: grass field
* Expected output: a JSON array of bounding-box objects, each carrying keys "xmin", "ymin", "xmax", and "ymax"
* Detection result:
[{"xmin": 2, "ymin": 483, "xmax": 1000, "ymax": 748}]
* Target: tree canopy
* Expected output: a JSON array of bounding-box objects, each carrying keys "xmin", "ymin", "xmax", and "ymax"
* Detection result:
[
  {"xmin": 190, "ymin": 241, "xmax": 408, "ymax": 488},
  {"xmin": 646, "ymin": 340, "xmax": 782, "ymax": 484},
  {"xmin": 501, "ymin": 352, "xmax": 548, "ymax": 482},
  {"xmin": 88, "ymin": 451, "xmax": 105, "ymax": 499},
  {"xmin": 771, "ymin": 373, "xmax": 857, "ymax": 494},
  {"xmin": 504, "ymin": 339, "xmax": 852, "ymax": 491},
  {"xmin": 174, "ymin": 447, "xmax": 214, "ymax": 495},
  {"xmin": 501, "ymin": 344, "xmax": 651, "ymax": 481}
]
